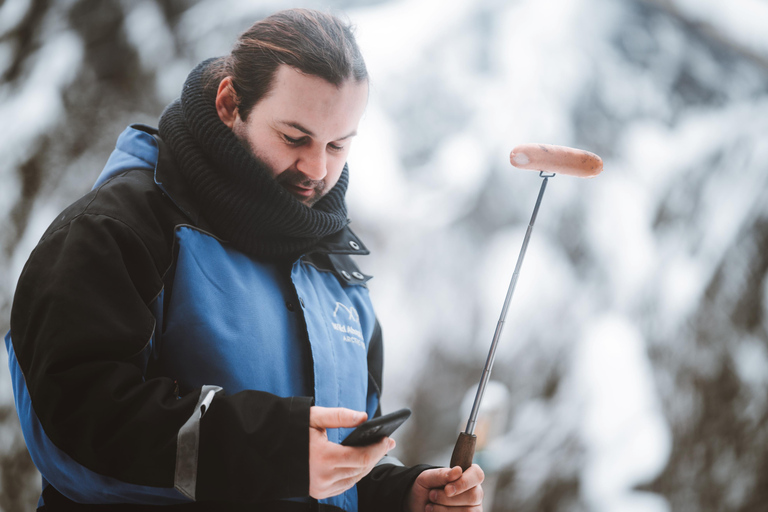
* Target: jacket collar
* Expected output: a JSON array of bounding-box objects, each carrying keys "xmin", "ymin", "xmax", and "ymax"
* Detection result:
[
  {"xmin": 150, "ymin": 128, "xmax": 207, "ymax": 229},
  {"xmin": 307, "ymin": 225, "xmax": 369, "ymax": 256}
]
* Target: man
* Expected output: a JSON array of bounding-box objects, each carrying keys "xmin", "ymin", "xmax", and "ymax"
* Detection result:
[{"xmin": 6, "ymin": 8, "xmax": 483, "ymax": 511}]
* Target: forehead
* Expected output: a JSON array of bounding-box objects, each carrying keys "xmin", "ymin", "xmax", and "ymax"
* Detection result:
[{"xmin": 252, "ymin": 65, "xmax": 368, "ymax": 138}]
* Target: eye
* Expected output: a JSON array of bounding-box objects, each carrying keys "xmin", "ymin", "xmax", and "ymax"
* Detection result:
[
  {"xmin": 283, "ymin": 134, "xmax": 305, "ymax": 145},
  {"xmin": 328, "ymin": 142, "xmax": 345, "ymax": 152}
]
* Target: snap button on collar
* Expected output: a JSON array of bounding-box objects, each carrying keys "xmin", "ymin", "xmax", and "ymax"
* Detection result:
[
  {"xmin": 352, "ymin": 272, "xmax": 365, "ymax": 280},
  {"xmin": 348, "ymin": 241, "xmax": 360, "ymax": 250},
  {"xmin": 340, "ymin": 270, "xmax": 352, "ymax": 280}
]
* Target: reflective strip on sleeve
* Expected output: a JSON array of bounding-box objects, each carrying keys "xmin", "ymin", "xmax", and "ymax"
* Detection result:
[{"xmin": 174, "ymin": 385, "xmax": 222, "ymax": 500}]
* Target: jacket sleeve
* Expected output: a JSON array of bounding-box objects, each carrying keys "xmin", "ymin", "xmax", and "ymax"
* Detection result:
[
  {"xmin": 358, "ymin": 463, "xmax": 436, "ymax": 512},
  {"xmin": 10, "ymin": 209, "xmax": 311, "ymax": 504}
]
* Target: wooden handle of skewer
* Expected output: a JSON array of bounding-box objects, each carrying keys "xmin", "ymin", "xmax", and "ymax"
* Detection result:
[{"xmin": 449, "ymin": 432, "xmax": 477, "ymax": 471}]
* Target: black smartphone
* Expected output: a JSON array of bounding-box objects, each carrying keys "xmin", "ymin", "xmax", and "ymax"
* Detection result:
[{"xmin": 341, "ymin": 408, "xmax": 411, "ymax": 447}]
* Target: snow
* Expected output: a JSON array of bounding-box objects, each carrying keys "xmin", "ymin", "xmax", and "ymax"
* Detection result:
[
  {"xmin": 351, "ymin": 0, "xmax": 477, "ymax": 79},
  {"xmin": 734, "ymin": 337, "xmax": 768, "ymax": 390},
  {"xmin": 123, "ymin": 1, "xmax": 174, "ymax": 69},
  {"xmin": 657, "ymin": 255, "xmax": 706, "ymax": 323},
  {"xmin": 669, "ymin": 0, "xmax": 768, "ymax": 58},
  {"xmin": 575, "ymin": 315, "xmax": 672, "ymax": 512},
  {"xmin": 122, "ymin": 0, "xmax": 178, "ymax": 101},
  {"xmin": 0, "ymin": 30, "xmax": 82, "ymax": 165},
  {"xmin": 0, "ymin": 0, "xmax": 31, "ymax": 35},
  {"xmin": 0, "ymin": 21, "xmax": 82, "ymax": 246},
  {"xmin": 346, "ymin": 104, "xmax": 410, "ymax": 224},
  {"xmin": 344, "ymin": 0, "xmax": 764, "ymax": 507},
  {"xmin": 344, "ymin": 0, "xmax": 764, "ymax": 508},
  {"xmin": 587, "ymin": 173, "xmax": 657, "ymax": 307},
  {"xmin": 0, "ymin": 41, "xmax": 14, "ymax": 77}
]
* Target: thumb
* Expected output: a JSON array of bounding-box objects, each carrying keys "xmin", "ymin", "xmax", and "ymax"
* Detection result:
[
  {"xmin": 415, "ymin": 466, "xmax": 463, "ymax": 489},
  {"xmin": 310, "ymin": 406, "xmax": 367, "ymax": 429}
]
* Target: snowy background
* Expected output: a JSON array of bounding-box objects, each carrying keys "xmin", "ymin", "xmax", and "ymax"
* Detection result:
[{"xmin": 1, "ymin": 0, "xmax": 768, "ymax": 510}]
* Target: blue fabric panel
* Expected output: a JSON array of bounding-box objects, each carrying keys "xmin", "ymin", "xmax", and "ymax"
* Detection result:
[
  {"xmin": 159, "ymin": 227, "xmax": 312, "ymax": 399},
  {"xmin": 291, "ymin": 262, "xmax": 374, "ymax": 433},
  {"xmin": 92, "ymin": 126, "xmax": 158, "ymax": 190},
  {"xmin": 160, "ymin": 228, "xmax": 376, "ymax": 512},
  {"xmin": 4, "ymin": 332, "xmax": 190, "ymax": 505},
  {"xmin": 348, "ymin": 285, "xmax": 379, "ymax": 421},
  {"xmin": 291, "ymin": 263, "xmax": 376, "ymax": 512}
]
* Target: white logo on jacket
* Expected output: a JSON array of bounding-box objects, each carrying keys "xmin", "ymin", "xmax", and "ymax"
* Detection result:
[
  {"xmin": 333, "ymin": 302, "xmax": 359, "ymax": 322},
  {"xmin": 332, "ymin": 302, "xmax": 365, "ymax": 349}
]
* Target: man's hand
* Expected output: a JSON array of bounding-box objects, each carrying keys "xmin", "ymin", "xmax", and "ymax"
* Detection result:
[
  {"xmin": 309, "ymin": 406, "xmax": 395, "ymax": 499},
  {"xmin": 406, "ymin": 465, "xmax": 484, "ymax": 512}
]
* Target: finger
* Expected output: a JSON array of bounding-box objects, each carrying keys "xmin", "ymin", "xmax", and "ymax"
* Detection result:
[
  {"xmin": 318, "ymin": 436, "xmax": 392, "ymax": 468},
  {"xmin": 414, "ymin": 466, "xmax": 464, "ymax": 490},
  {"xmin": 428, "ymin": 484, "xmax": 483, "ymax": 507},
  {"xmin": 444, "ymin": 464, "xmax": 485, "ymax": 497},
  {"xmin": 310, "ymin": 406, "xmax": 368, "ymax": 429},
  {"xmin": 334, "ymin": 437, "xmax": 395, "ymax": 469},
  {"xmin": 425, "ymin": 504, "xmax": 482, "ymax": 512}
]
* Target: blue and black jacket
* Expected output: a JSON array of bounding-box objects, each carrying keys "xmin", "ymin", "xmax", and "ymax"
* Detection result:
[{"xmin": 6, "ymin": 125, "xmax": 428, "ymax": 511}]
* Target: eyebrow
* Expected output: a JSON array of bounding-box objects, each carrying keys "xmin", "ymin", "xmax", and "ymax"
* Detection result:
[{"xmin": 279, "ymin": 121, "xmax": 357, "ymax": 141}]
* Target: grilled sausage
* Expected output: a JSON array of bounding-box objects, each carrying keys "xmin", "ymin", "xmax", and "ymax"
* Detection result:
[{"xmin": 510, "ymin": 143, "xmax": 603, "ymax": 177}]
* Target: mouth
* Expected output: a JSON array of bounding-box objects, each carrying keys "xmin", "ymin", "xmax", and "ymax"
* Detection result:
[
  {"xmin": 275, "ymin": 169, "xmax": 326, "ymax": 206},
  {"xmin": 284, "ymin": 183, "xmax": 315, "ymax": 198}
]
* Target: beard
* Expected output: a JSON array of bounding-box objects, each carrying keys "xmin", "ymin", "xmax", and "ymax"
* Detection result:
[
  {"xmin": 274, "ymin": 169, "xmax": 326, "ymax": 207},
  {"xmin": 233, "ymin": 125, "xmax": 326, "ymax": 207}
]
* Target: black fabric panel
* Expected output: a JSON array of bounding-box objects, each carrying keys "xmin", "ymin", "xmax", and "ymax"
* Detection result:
[
  {"xmin": 300, "ymin": 251, "xmax": 371, "ymax": 286},
  {"xmin": 196, "ymin": 394, "xmax": 313, "ymax": 502},
  {"xmin": 40, "ymin": 484, "xmax": 343, "ymax": 511},
  {"xmin": 10, "ymin": 172, "xmax": 198, "ymax": 486},
  {"xmin": 305, "ymin": 226, "xmax": 369, "ymax": 255},
  {"xmin": 366, "ymin": 320, "xmax": 383, "ymax": 419},
  {"xmin": 357, "ymin": 463, "xmax": 435, "ymax": 512}
]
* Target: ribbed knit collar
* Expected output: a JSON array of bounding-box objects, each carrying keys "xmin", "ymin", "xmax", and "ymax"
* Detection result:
[{"xmin": 158, "ymin": 58, "xmax": 350, "ymax": 259}]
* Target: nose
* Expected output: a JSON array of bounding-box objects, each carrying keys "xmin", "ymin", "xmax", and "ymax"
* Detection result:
[{"xmin": 296, "ymin": 147, "xmax": 327, "ymax": 181}]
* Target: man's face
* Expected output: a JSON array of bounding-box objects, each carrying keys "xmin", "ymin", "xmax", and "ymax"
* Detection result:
[{"xmin": 223, "ymin": 65, "xmax": 368, "ymax": 207}]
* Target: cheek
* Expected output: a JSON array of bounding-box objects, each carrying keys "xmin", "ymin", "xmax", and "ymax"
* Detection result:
[
  {"xmin": 262, "ymin": 148, "xmax": 295, "ymax": 176},
  {"xmin": 242, "ymin": 131, "xmax": 295, "ymax": 176},
  {"xmin": 326, "ymin": 156, "xmax": 347, "ymax": 187}
]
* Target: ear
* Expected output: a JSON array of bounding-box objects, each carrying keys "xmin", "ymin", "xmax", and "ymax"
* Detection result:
[{"xmin": 215, "ymin": 77, "xmax": 238, "ymax": 129}]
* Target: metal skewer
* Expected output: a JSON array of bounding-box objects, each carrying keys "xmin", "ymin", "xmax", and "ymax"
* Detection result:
[{"xmin": 450, "ymin": 171, "xmax": 554, "ymax": 470}]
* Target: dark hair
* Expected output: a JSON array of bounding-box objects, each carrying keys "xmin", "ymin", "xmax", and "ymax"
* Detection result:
[{"xmin": 206, "ymin": 8, "xmax": 368, "ymax": 120}]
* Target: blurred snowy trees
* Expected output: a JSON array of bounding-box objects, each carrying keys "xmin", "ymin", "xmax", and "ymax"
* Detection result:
[{"xmin": 1, "ymin": 0, "xmax": 766, "ymax": 510}]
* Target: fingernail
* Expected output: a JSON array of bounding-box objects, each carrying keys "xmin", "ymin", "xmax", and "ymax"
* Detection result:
[
  {"xmin": 445, "ymin": 484, "xmax": 456, "ymax": 497},
  {"xmin": 426, "ymin": 505, "xmax": 434, "ymax": 512},
  {"xmin": 429, "ymin": 490, "xmax": 438, "ymax": 502}
]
